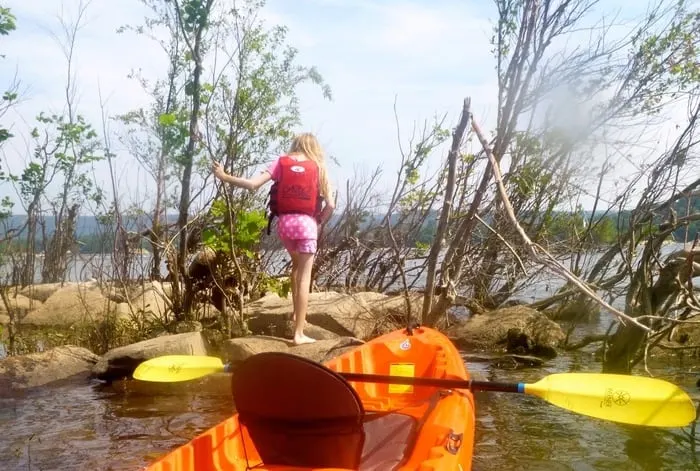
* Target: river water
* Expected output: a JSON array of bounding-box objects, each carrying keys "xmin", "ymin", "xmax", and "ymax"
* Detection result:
[{"xmin": 1, "ymin": 348, "xmax": 697, "ymax": 471}]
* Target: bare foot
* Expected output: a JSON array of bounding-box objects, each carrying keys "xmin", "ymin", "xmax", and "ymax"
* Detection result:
[{"xmin": 293, "ymin": 333, "xmax": 316, "ymax": 345}]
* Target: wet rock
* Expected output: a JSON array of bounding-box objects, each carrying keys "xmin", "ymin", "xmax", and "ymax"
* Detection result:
[
  {"xmin": 0, "ymin": 345, "xmax": 99, "ymax": 392},
  {"xmin": 671, "ymin": 322, "xmax": 700, "ymax": 346},
  {"xmin": 463, "ymin": 352, "xmax": 546, "ymax": 369},
  {"xmin": 463, "ymin": 353, "xmax": 499, "ymax": 363},
  {"xmin": 505, "ymin": 329, "xmax": 558, "ymax": 359},
  {"xmin": 492, "ymin": 354, "xmax": 545, "ymax": 369},
  {"xmin": 222, "ymin": 335, "xmax": 365, "ymax": 370},
  {"xmin": 447, "ymin": 304, "xmax": 565, "ymax": 357},
  {"xmin": 92, "ymin": 331, "xmax": 209, "ymax": 381}
]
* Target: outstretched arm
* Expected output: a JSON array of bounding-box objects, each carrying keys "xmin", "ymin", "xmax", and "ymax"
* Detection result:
[{"xmin": 212, "ymin": 161, "xmax": 271, "ymax": 191}]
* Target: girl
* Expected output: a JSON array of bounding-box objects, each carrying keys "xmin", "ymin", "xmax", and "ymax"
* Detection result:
[{"xmin": 211, "ymin": 133, "xmax": 335, "ymax": 345}]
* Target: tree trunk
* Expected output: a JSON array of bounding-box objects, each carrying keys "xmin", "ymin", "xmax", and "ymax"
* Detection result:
[
  {"xmin": 174, "ymin": 0, "xmax": 211, "ymax": 320},
  {"xmin": 422, "ymin": 98, "xmax": 471, "ymax": 325}
]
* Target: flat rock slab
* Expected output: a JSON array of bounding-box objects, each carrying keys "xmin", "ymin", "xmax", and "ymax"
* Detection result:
[
  {"xmin": 222, "ymin": 335, "xmax": 365, "ymax": 370},
  {"xmin": 92, "ymin": 331, "xmax": 209, "ymax": 382},
  {"xmin": 246, "ymin": 312, "xmax": 340, "ymax": 339},
  {"xmin": 245, "ymin": 291, "xmax": 419, "ymax": 340},
  {"xmin": 0, "ymin": 345, "xmax": 98, "ymax": 392}
]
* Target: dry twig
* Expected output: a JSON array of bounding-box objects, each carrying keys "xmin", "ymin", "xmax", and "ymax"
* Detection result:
[{"xmin": 470, "ymin": 115, "xmax": 651, "ymax": 332}]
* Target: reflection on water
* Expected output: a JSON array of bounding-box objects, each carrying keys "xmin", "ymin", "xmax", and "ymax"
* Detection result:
[
  {"xmin": 0, "ymin": 355, "xmax": 698, "ymax": 471},
  {"xmin": 0, "ymin": 378, "xmax": 233, "ymax": 471}
]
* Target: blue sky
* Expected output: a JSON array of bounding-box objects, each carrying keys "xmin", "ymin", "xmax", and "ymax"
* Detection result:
[{"xmin": 0, "ymin": 0, "xmax": 686, "ymax": 214}]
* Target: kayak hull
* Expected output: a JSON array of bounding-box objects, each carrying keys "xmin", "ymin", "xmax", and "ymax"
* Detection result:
[{"xmin": 142, "ymin": 326, "xmax": 476, "ymax": 470}]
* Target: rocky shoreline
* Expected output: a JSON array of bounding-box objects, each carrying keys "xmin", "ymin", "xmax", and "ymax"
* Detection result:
[{"xmin": 0, "ymin": 281, "xmax": 567, "ymax": 394}]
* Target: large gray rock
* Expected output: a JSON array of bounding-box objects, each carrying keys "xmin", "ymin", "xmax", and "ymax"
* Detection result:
[
  {"xmin": 21, "ymin": 282, "xmax": 129, "ymax": 325},
  {"xmin": 0, "ymin": 291, "xmax": 42, "ymax": 325},
  {"xmin": 0, "ymin": 345, "xmax": 98, "ymax": 392},
  {"xmin": 222, "ymin": 336, "xmax": 365, "ymax": 370},
  {"xmin": 19, "ymin": 282, "xmax": 75, "ymax": 302},
  {"xmin": 244, "ymin": 291, "xmax": 418, "ymax": 340},
  {"xmin": 92, "ymin": 331, "xmax": 209, "ymax": 381},
  {"xmin": 447, "ymin": 305, "xmax": 565, "ymax": 358},
  {"xmin": 0, "ymin": 292, "xmax": 41, "ymax": 313}
]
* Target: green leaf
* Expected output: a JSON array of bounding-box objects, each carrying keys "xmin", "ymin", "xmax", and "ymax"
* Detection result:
[
  {"xmin": 0, "ymin": 7, "xmax": 16, "ymax": 36},
  {"xmin": 158, "ymin": 113, "xmax": 178, "ymax": 127}
]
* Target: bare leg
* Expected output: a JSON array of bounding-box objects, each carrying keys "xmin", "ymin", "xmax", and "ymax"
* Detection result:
[
  {"xmin": 289, "ymin": 255, "xmax": 298, "ymax": 321},
  {"xmin": 292, "ymin": 251, "xmax": 316, "ymax": 345}
]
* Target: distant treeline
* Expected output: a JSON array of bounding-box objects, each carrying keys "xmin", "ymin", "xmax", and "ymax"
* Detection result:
[{"xmin": 1, "ymin": 195, "xmax": 698, "ymax": 254}]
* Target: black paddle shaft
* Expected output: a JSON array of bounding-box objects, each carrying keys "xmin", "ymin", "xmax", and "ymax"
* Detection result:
[{"xmin": 339, "ymin": 372, "xmax": 522, "ymax": 393}]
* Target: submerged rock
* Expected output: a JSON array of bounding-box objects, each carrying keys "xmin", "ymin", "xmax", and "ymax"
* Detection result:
[
  {"xmin": 0, "ymin": 345, "xmax": 98, "ymax": 392},
  {"xmin": 447, "ymin": 304, "xmax": 565, "ymax": 357},
  {"xmin": 92, "ymin": 331, "xmax": 209, "ymax": 381},
  {"xmin": 463, "ymin": 352, "xmax": 546, "ymax": 369},
  {"xmin": 492, "ymin": 354, "xmax": 546, "ymax": 369}
]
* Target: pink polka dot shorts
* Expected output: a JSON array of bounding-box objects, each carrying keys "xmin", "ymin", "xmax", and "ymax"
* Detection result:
[{"xmin": 276, "ymin": 213, "xmax": 318, "ymax": 254}]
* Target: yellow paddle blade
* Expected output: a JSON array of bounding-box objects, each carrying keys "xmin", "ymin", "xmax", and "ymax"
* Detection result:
[
  {"xmin": 132, "ymin": 355, "xmax": 226, "ymax": 382},
  {"xmin": 524, "ymin": 373, "xmax": 696, "ymax": 427}
]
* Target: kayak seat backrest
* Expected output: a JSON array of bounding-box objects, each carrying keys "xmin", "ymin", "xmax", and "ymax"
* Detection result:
[{"xmin": 231, "ymin": 352, "xmax": 366, "ymax": 469}]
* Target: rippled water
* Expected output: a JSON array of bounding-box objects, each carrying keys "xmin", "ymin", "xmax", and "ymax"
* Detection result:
[
  {"xmin": 1, "ymin": 352, "xmax": 697, "ymax": 471},
  {"xmin": 470, "ymin": 354, "xmax": 700, "ymax": 471}
]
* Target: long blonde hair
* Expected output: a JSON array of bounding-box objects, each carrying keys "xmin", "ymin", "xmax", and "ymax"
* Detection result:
[{"xmin": 288, "ymin": 133, "xmax": 332, "ymax": 202}]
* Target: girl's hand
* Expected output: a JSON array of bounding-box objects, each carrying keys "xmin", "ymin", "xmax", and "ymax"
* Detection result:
[{"xmin": 212, "ymin": 161, "xmax": 226, "ymax": 180}]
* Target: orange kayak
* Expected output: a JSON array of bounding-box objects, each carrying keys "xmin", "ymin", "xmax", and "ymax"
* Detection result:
[{"xmin": 142, "ymin": 326, "xmax": 476, "ymax": 471}]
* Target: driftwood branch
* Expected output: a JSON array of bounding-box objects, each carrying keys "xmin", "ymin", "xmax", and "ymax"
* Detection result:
[
  {"xmin": 470, "ymin": 114, "xmax": 651, "ymax": 332},
  {"xmin": 474, "ymin": 214, "xmax": 527, "ymax": 275}
]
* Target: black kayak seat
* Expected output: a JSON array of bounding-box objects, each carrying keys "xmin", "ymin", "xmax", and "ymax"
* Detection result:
[{"xmin": 231, "ymin": 352, "xmax": 366, "ymax": 469}]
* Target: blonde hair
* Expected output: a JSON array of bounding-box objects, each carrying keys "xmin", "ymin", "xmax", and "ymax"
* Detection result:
[{"xmin": 288, "ymin": 133, "xmax": 332, "ymax": 202}]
